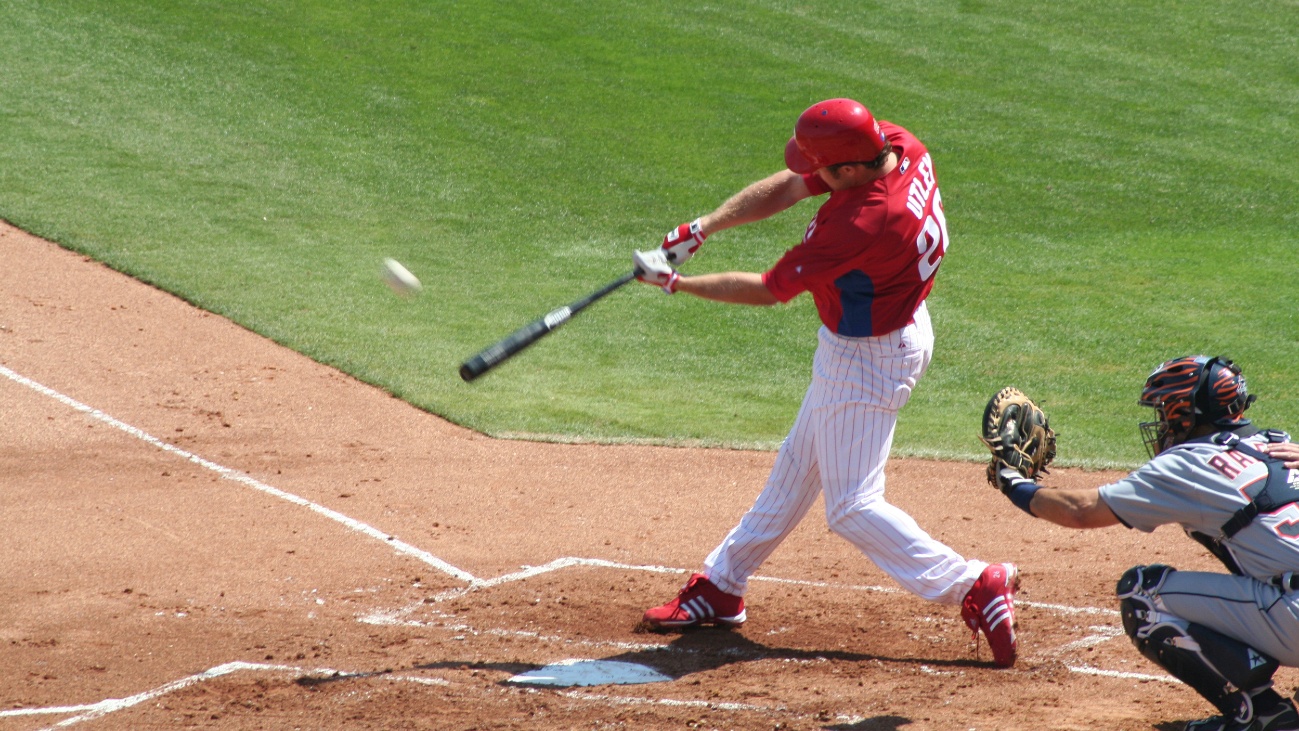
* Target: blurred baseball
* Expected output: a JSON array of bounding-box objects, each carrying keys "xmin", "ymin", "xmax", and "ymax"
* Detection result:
[{"xmin": 381, "ymin": 258, "xmax": 422, "ymax": 296}]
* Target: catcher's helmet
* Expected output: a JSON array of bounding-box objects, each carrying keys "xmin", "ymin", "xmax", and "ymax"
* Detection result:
[
  {"xmin": 784, "ymin": 98, "xmax": 888, "ymax": 174},
  {"xmin": 1138, "ymin": 355, "xmax": 1255, "ymax": 457}
]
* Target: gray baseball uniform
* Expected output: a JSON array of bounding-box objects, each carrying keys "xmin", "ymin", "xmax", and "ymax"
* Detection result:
[{"xmin": 1098, "ymin": 430, "xmax": 1299, "ymax": 664}]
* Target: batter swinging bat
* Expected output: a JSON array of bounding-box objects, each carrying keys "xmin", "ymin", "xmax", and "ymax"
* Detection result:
[{"xmin": 459, "ymin": 270, "xmax": 638, "ymax": 382}]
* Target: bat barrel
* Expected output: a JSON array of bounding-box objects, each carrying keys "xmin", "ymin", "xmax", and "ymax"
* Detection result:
[
  {"xmin": 459, "ymin": 317, "xmax": 554, "ymax": 382},
  {"xmin": 459, "ymin": 357, "xmax": 490, "ymax": 382},
  {"xmin": 458, "ymin": 270, "xmax": 637, "ymax": 382}
]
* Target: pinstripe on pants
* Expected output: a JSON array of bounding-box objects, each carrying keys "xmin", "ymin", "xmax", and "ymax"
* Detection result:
[{"xmin": 703, "ymin": 302, "xmax": 985, "ymax": 604}]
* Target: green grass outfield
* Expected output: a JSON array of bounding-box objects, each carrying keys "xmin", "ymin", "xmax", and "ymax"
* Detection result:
[{"xmin": 2, "ymin": 1, "xmax": 1296, "ymax": 469}]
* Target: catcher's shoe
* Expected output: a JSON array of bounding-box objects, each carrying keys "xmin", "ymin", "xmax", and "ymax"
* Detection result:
[
  {"xmin": 642, "ymin": 573, "xmax": 746, "ymax": 629},
  {"xmin": 960, "ymin": 563, "xmax": 1019, "ymax": 668},
  {"xmin": 1184, "ymin": 698, "xmax": 1299, "ymax": 731}
]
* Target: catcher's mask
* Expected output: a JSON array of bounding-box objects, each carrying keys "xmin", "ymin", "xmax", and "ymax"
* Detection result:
[{"xmin": 1138, "ymin": 355, "xmax": 1255, "ymax": 457}]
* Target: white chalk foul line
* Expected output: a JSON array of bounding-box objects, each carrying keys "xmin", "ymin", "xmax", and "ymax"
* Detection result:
[
  {"xmin": 8, "ymin": 661, "xmax": 450, "ymax": 729},
  {"xmin": 0, "ymin": 365, "xmax": 475, "ymax": 583},
  {"xmin": 21, "ymin": 661, "xmax": 270, "ymax": 729},
  {"xmin": 1067, "ymin": 663, "xmax": 1178, "ymax": 683},
  {"xmin": 553, "ymin": 688, "xmax": 868, "ymax": 725},
  {"xmin": 1057, "ymin": 625, "xmax": 1126, "ymax": 653},
  {"xmin": 1021, "ymin": 599, "xmax": 1120, "ymax": 617},
  {"xmin": 465, "ymin": 558, "xmax": 680, "ymax": 596},
  {"xmin": 552, "ymin": 689, "xmax": 869, "ymax": 725},
  {"xmin": 0, "ymin": 704, "xmax": 102, "ymax": 717}
]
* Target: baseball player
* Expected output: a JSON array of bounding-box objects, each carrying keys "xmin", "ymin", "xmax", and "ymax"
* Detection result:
[
  {"xmin": 632, "ymin": 98, "xmax": 1021, "ymax": 667},
  {"xmin": 993, "ymin": 355, "xmax": 1299, "ymax": 731}
]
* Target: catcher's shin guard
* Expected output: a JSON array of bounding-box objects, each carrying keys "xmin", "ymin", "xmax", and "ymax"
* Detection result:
[{"xmin": 1118, "ymin": 565, "xmax": 1280, "ymax": 723}]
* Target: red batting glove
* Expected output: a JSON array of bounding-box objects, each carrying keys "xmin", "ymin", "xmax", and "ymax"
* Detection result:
[
  {"xmin": 633, "ymin": 249, "xmax": 680, "ymax": 294},
  {"xmin": 662, "ymin": 218, "xmax": 706, "ymax": 264}
]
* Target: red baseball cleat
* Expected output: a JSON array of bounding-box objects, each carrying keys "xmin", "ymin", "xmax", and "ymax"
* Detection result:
[
  {"xmin": 642, "ymin": 573, "xmax": 746, "ymax": 629},
  {"xmin": 961, "ymin": 563, "xmax": 1020, "ymax": 668}
]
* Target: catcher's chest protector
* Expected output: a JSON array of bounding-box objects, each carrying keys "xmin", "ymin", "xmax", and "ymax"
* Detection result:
[{"xmin": 1210, "ymin": 431, "xmax": 1296, "ymax": 540}]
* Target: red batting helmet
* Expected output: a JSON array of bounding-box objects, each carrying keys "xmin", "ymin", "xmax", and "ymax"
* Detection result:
[
  {"xmin": 1137, "ymin": 355, "xmax": 1255, "ymax": 456},
  {"xmin": 784, "ymin": 98, "xmax": 888, "ymax": 174}
]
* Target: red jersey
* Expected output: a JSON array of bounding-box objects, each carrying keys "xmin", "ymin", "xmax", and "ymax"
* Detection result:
[{"xmin": 762, "ymin": 122, "xmax": 949, "ymax": 337}]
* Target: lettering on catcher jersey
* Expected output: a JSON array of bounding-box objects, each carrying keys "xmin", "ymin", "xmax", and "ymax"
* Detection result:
[{"xmin": 1209, "ymin": 450, "xmax": 1259, "ymax": 480}]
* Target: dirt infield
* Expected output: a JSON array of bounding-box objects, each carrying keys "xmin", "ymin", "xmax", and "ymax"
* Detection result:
[{"xmin": 3, "ymin": 220, "xmax": 1292, "ymax": 730}]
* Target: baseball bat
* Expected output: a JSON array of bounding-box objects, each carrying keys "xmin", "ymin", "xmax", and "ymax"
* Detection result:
[{"xmin": 459, "ymin": 270, "xmax": 639, "ymax": 382}]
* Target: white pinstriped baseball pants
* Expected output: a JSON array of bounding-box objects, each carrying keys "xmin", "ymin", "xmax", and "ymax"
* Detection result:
[{"xmin": 703, "ymin": 303, "xmax": 985, "ymax": 604}]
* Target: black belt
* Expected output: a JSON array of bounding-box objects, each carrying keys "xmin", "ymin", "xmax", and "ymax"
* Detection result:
[{"xmin": 1272, "ymin": 573, "xmax": 1299, "ymax": 591}]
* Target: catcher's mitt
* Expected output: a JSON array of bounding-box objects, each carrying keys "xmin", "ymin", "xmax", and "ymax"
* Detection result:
[{"xmin": 980, "ymin": 387, "xmax": 1056, "ymax": 488}]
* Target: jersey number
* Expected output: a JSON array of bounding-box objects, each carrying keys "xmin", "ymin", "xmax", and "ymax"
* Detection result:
[
  {"xmin": 915, "ymin": 189, "xmax": 948, "ymax": 282},
  {"xmin": 1273, "ymin": 504, "xmax": 1299, "ymax": 539}
]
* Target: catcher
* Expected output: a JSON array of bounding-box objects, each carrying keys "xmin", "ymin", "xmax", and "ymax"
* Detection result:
[{"xmin": 984, "ymin": 356, "xmax": 1299, "ymax": 731}]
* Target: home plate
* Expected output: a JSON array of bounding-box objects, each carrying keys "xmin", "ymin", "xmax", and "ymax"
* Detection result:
[{"xmin": 506, "ymin": 659, "xmax": 671, "ymax": 687}]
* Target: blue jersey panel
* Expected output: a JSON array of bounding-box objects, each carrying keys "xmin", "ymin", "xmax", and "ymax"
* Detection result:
[{"xmin": 834, "ymin": 269, "xmax": 876, "ymax": 337}]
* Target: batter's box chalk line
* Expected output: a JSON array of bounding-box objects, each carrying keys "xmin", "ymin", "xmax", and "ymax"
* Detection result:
[
  {"xmin": 1, "ymin": 662, "xmax": 451, "ymax": 730},
  {"xmin": 3, "ymin": 365, "xmax": 1172, "ymax": 694}
]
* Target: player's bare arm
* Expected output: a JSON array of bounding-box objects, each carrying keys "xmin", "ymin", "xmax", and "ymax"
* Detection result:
[
  {"xmin": 656, "ymin": 171, "xmax": 813, "ymax": 266},
  {"xmin": 698, "ymin": 171, "xmax": 813, "ymax": 235},
  {"xmin": 992, "ymin": 463, "xmax": 1121, "ymax": 530},
  {"xmin": 631, "ymin": 249, "xmax": 777, "ymax": 305},
  {"xmin": 1028, "ymin": 487, "xmax": 1122, "ymax": 529},
  {"xmin": 675, "ymin": 272, "xmax": 778, "ymax": 306}
]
